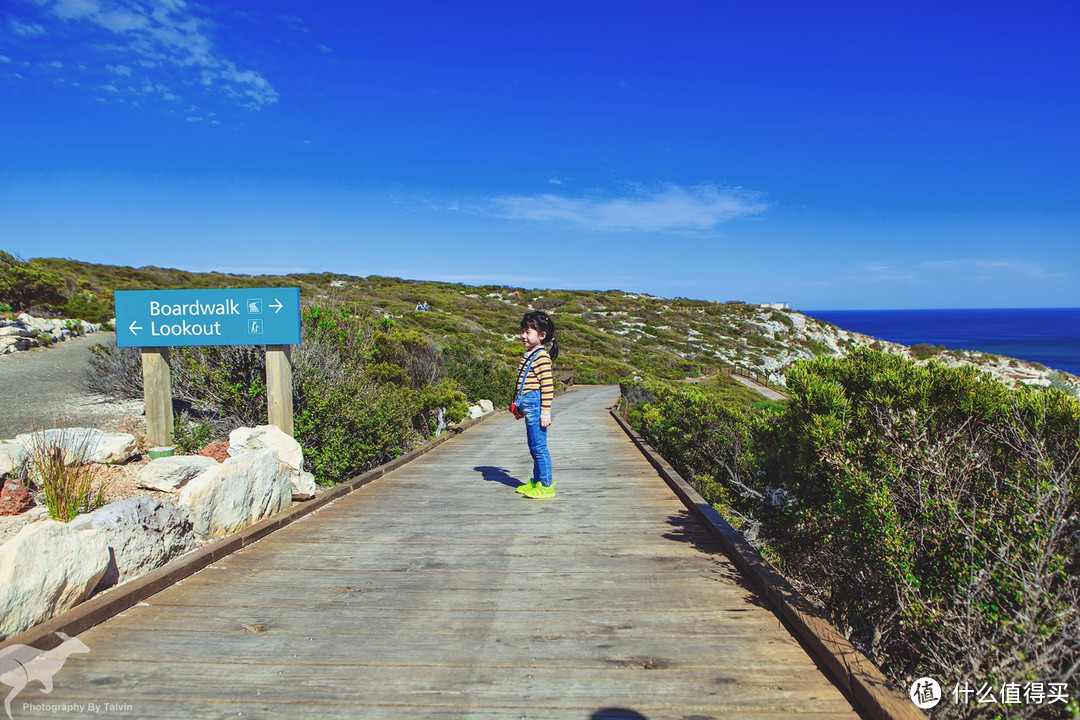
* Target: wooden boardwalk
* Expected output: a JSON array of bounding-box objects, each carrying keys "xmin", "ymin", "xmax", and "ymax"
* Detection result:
[{"xmin": 13, "ymin": 386, "xmax": 862, "ymax": 719}]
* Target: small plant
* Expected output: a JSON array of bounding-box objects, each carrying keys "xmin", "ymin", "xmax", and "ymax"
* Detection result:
[
  {"xmin": 172, "ymin": 414, "xmax": 216, "ymax": 455},
  {"xmin": 25, "ymin": 430, "xmax": 108, "ymax": 521}
]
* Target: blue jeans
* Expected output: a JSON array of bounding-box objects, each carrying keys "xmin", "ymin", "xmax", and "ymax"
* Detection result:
[{"xmin": 517, "ymin": 390, "xmax": 552, "ymax": 486}]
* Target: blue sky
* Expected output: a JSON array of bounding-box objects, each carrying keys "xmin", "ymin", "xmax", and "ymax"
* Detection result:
[{"xmin": 2, "ymin": 1, "xmax": 1078, "ymax": 310}]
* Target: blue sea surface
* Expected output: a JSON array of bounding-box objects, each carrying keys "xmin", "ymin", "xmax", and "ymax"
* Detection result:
[{"xmin": 806, "ymin": 308, "xmax": 1080, "ymax": 376}]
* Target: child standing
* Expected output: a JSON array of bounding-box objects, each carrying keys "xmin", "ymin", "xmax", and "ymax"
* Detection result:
[{"xmin": 512, "ymin": 310, "xmax": 560, "ymax": 498}]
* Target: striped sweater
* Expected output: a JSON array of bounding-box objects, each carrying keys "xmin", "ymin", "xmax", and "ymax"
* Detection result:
[{"xmin": 515, "ymin": 346, "xmax": 554, "ymax": 420}]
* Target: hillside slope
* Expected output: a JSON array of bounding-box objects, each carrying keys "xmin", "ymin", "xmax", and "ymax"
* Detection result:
[{"xmin": 25, "ymin": 257, "xmax": 1080, "ymax": 392}]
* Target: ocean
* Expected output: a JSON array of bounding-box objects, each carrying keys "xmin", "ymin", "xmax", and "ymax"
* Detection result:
[{"xmin": 805, "ymin": 308, "xmax": 1080, "ymax": 377}]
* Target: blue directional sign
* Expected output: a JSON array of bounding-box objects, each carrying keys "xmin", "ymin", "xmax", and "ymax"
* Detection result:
[{"xmin": 114, "ymin": 288, "xmax": 301, "ymax": 348}]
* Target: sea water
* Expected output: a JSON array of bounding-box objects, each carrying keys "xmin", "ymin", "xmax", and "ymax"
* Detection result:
[{"xmin": 806, "ymin": 308, "xmax": 1080, "ymax": 376}]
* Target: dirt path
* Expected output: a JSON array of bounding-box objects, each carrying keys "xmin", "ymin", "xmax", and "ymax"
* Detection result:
[{"xmin": 0, "ymin": 332, "xmax": 143, "ymax": 439}]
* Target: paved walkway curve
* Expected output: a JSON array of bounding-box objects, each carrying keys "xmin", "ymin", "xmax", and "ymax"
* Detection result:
[{"xmin": 14, "ymin": 386, "xmax": 862, "ymax": 719}]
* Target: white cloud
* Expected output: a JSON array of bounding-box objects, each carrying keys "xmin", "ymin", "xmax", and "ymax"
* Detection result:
[
  {"xmin": 0, "ymin": 56, "xmax": 10, "ymax": 63},
  {"xmin": 52, "ymin": 0, "xmax": 99, "ymax": 21},
  {"xmin": 47, "ymin": 60, "xmax": 64, "ymax": 67},
  {"xmin": 920, "ymin": 258, "xmax": 1068, "ymax": 280},
  {"xmin": 489, "ymin": 184, "xmax": 767, "ymax": 232},
  {"xmin": 11, "ymin": 18, "xmax": 48, "ymax": 36},
  {"xmin": 318, "ymin": 44, "xmax": 332, "ymax": 53},
  {"xmin": 857, "ymin": 262, "xmax": 915, "ymax": 282},
  {"xmin": 277, "ymin": 15, "xmax": 309, "ymax": 33},
  {"xmin": 26, "ymin": 0, "xmax": 278, "ymax": 110}
]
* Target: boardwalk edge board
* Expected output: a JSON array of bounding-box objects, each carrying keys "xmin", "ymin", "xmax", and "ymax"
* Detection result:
[
  {"xmin": 608, "ymin": 405, "xmax": 925, "ymax": 720},
  {"xmin": 0, "ymin": 412, "xmax": 493, "ymax": 653}
]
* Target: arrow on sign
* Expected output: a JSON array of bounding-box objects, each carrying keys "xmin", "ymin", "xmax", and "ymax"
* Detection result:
[
  {"xmin": 270, "ymin": 298, "xmax": 283, "ymax": 314},
  {"xmin": 129, "ymin": 320, "xmax": 143, "ymax": 335}
]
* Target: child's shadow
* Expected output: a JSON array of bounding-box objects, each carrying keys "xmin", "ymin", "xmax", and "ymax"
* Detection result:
[{"xmin": 474, "ymin": 466, "xmax": 521, "ymax": 488}]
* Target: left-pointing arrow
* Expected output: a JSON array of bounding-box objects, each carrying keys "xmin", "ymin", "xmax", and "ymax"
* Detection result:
[{"xmin": 129, "ymin": 320, "xmax": 143, "ymax": 335}]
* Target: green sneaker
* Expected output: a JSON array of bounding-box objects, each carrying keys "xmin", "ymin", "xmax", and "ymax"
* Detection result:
[
  {"xmin": 522, "ymin": 483, "xmax": 555, "ymax": 499},
  {"xmin": 515, "ymin": 479, "xmax": 538, "ymax": 494}
]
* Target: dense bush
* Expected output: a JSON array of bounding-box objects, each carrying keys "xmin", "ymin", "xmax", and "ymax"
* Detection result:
[{"xmin": 625, "ymin": 350, "xmax": 1080, "ymax": 719}]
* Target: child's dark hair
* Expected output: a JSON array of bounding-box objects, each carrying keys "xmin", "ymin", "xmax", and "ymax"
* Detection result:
[{"xmin": 521, "ymin": 310, "xmax": 560, "ymax": 361}]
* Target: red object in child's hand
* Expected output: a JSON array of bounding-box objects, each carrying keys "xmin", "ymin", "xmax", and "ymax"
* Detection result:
[{"xmin": 509, "ymin": 402, "xmax": 525, "ymax": 420}]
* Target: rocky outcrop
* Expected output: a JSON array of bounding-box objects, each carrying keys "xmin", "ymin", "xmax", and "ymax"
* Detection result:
[
  {"xmin": 179, "ymin": 448, "xmax": 293, "ymax": 540},
  {"xmin": 0, "ymin": 520, "xmax": 110, "ymax": 640},
  {"xmin": 228, "ymin": 425, "xmax": 316, "ymax": 500},
  {"xmin": 137, "ymin": 455, "xmax": 219, "ymax": 492},
  {"xmin": 693, "ymin": 305, "xmax": 1079, "ymax": 393},
  {"xmin": 0, "ymin": 314, "xmax": 102, "ymax": 355},
  {"xmin": 69, "ymin": 498, "xmax": 196, "ymax": 592},
  {"xmin": 15, "ymin": 428, "xmax": 137, "ymax": 465}
]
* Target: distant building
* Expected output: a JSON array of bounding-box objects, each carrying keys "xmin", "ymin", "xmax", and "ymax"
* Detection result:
[{"xmin": 762, "ymin": 302, "xmax": 789, "ymax": 310}]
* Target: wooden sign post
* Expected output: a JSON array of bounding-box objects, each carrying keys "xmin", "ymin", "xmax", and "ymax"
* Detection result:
[
  {"xmin": 266, "ymin": 345, "xmax": 294, "ymax": 436},
  {"xmin": 141, "ymin": 347, "xmax": 174, "ymax": 447}
]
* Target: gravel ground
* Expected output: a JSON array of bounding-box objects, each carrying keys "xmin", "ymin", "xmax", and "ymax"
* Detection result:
[{"xmin": 0, "ymin": 331, "xmax": 144, "ymax": 440}]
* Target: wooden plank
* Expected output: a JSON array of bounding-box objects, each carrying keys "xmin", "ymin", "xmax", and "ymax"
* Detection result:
[
  {"xmin": 74, "ymin": 628, "xmax": 824, "ymax": 669},
  {"xmin": 20, "ymin": 662, "xmax": 858, "ymax": 714},
  {"xmin": 106, "ymin": 605, "xmax": 786, "ymax": 637},
  {"xmin": 9, "ymin": 699, "xmax": 863, "ymax": 720},
  {"xmin": 136, "ymin": 575, "xmax": 762, "ymax": 611}
]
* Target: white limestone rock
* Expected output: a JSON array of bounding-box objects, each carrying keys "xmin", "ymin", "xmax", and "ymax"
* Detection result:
[
  {"xmin": 467, "ymin": 404, "xmax": 484, "ymax": 419},
  {"xmin": 179, "ymin": 448, "xmax": 293, "ymax": 540},
  {"xmin": 69, "ymin": 497, "xmax": 196, "ymax": 591},
  {"xmin": 0, "ymin": 521, "xmax": 110, "ymax": 641},
  {"xmin": 0, "ymin": 336, "xmax": 38, "ymax": 353},
  {"xmin": 137, "ymin": 455, "xmax": 220, "ymax": 492},
  {"xmin": 15, "ymin": 428, "xmax": 137, "ymax": 465},
  {"xmin": 0, "ymin": 326, "xmax": 30, "ymax": 337},
  {"xmin": 478, "ymin": 399, "xmax": 494, "ymax": 414},
  {"xmin": 0, "ymin": 440, "xmax": 27, "ymax": 477},
  {"xmin": 228, "ymin": 425, "xmax": 315, "ymax": 500}
]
